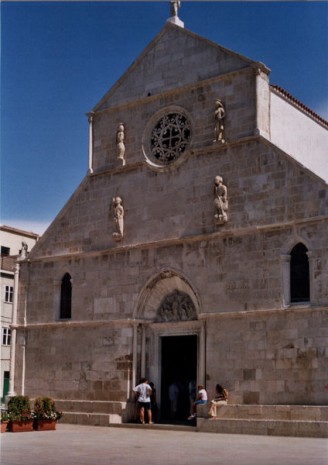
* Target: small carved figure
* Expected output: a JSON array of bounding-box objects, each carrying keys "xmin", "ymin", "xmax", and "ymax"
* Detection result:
[
  {"xmin": 214, "ymin": 176, "xmax": 228, "ymax": 225},
  {"xmin": 214, "ymin": 99, "xmax": 226, "ymax": 144},
  {"xmin": 116, "ymin": 123, "xmax": 126, "ymax": 166},
  {"xmin": 170, "ymin": 1, "xmax": 181, "ymax": 17},
  {"xmin": 112, "ymin": 196, "xmax": 124, "ymax": 241},
  {"xmin": 19, "ymin": 241, "xmax": 29, "ymax": 260}
]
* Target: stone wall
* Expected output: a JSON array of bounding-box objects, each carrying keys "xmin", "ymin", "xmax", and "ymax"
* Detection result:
[
  {"xmin": 206, "ymin": 308, "xmax": 328, "ymax": 405},
  {"xmin": 15, "ymin": 324, "xmax": 133, "ymax": 401}
]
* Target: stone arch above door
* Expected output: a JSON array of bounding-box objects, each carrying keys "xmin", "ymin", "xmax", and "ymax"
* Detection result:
[{"xmin": 134, "ymin": 269, "xmax": 201, "ymax": 321}]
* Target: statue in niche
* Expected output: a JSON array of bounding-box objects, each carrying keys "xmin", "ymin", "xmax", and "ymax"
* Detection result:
[
  {"xmin": 170, "ymin": 1, "xmax": 181, "ymax": 17},
  {"xmin": 214, "ymin": 176, "xmax": 228, "ymax": 225},
  {"xmin": 112, "ymin": 196, "xmax": 124, "ymax": 241},
  {"xmin": 116, "ymin": 123, "xmax": 126, "ymax": 166},
  {"xmin": 156, "ymin": 290, "xmax": 197, "ymax": 322},
  {"xmin": 214, "ymin": 99, "xmax": 226, "ymax": 144}
]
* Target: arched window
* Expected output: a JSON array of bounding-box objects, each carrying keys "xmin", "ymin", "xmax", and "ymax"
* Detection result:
[
  {"xmin": 290, "ymin": 243, "xmax": 310, "ymax": 303},
  {"xmin": 60, "ymin": 273, "xmax": 72, "ymax": 319}
]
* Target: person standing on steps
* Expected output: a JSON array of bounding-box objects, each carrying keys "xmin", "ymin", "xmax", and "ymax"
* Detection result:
[{"xmin": 133, "ymin": 377, "xmax": 153, "ymax": 424}]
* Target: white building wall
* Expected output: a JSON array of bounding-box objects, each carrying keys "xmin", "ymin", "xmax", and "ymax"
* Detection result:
[
  {"xmin": 270, "ymin": 90, "xmax": 328, "ymax": 184},
  {"xmin": 0, "ymin": 226, "xmax": 39, "ymax": 405},
  {"xmin": 0, "ymin": 225, "xmax": 39, "ymax": 256}
]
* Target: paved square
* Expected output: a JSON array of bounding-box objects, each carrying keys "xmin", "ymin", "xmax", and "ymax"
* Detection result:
[{"xmin": 1, "ymin": 424, "xmax": 327, "ymax": 465}]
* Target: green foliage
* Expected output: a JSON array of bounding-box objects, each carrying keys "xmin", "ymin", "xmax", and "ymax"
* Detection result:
[
  {"xmin": 7, "ymin": 395, "xmax": 32, "ymax": 421},
  {"xmin": 0, "ymin": 410, "xmax": 10, "ymax": 422},
  {"xmin": 33, "ymin": 397, "xmax": 62, "ymax": 421}
]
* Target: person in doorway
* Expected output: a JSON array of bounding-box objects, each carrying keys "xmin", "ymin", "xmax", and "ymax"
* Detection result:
[
  {"xmin": 188, "ymin": 380, "xmax": 196, "ymax": 416},
  {"xmin": 133, "ymin": 377, "xmax": 153, "ymax": 424},
  {"xmin": 149, "ymin": 382, "xmax": 158, "ymax": 423},
  {"xmin": 208, "ymin": 384, "xmax": 228, "ymax": 419},
  {"xmin": 169, "ymin": 381, "xmax": 180, "ymax": 419},
  {"xmin": 188, "ymin": 384, "xmax": 208, "ymax": 420}
]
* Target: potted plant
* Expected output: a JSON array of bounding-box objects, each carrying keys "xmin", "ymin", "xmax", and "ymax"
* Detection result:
[
  {"xmin": 0, "ymin": 410, "xmax": 10, "ymax": 433},
  {"xmin": 32, "ymin": 396, "xmax": 62, "ymax": 431},
  {"xmin": 7, "ymin": 395, "xmax": 33, "ymax": 432}
]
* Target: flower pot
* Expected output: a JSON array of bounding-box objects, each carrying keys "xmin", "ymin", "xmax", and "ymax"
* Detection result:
[
  {"xmin": 1, "ymin": 421, "xmax": 9, "ymax": 433},
  {"xmin": 34, "ymin": 419, "xmax": 56, "ymax": 431},
  {"xmin": 9, "ymin": 420, "xmax": 33, "ymax": 432}
]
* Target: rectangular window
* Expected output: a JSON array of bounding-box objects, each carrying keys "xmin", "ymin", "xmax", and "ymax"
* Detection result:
[
  {"xmin": 4, "ymin": 286, "xmax": 14, "ymax": 303},
  {"xmin": 1, "ymin": 246, "xmax": 10, "ymax": 256},
  {"xmin": 2, "ymin": 327, "xmax": 11, "ymax": 345}
]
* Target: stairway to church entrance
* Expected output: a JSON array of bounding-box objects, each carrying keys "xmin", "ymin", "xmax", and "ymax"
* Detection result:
[{"xmin": 159, "ymin": 335, "xmax": 197, "ymax": 424}]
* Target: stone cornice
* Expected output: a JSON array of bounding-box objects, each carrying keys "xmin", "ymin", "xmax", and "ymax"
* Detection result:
[
  {"xmin": 25, "ymin": 213, "xmax": 328, "ymax": 264},
  {"xmin": 198, "ymin": 305, "xmax": 328, "ymax": 321},
  {"xmin": 13, "ymin": 305, "xmax": 327, "ymax": 331}
]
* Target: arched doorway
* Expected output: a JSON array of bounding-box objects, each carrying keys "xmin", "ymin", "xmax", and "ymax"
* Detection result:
[{"xmin": 133, "ymin": 269, "xmax": 205, "ymax": 425}]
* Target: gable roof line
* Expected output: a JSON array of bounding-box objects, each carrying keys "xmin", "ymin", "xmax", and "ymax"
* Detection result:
[{"xmin": 92, "ymin": 22, "xmax": 268, "ymax": 113}]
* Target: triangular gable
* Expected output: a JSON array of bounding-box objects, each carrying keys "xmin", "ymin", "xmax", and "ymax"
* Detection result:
[{"xmin": 93, "ymin": 23, "xmax": 257, "ymax": 112}]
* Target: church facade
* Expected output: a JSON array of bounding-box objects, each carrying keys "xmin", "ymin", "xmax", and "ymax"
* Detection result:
[{"xmin": 14, "ymin": 17, "xmax": 328, "ymax": 423}]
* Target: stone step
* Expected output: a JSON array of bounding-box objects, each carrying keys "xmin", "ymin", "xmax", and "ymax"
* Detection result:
[
  {"xmin": 60, "ymin": 412, "xmax": 117, "ymax": 426},
  {"xmin": 196, "ymin": 417, "xmax": 328, "ymax": 438},
  {"xmin": 55, "ymin": 400, "xmax": 126, "ymax": 416},
  {"xmin": 197, "ymin": 404, "xmax": 328, "ymax": 421},
  {"xmin": 58, "ymin": 402, "xmax": 328, "ymax": 437}
]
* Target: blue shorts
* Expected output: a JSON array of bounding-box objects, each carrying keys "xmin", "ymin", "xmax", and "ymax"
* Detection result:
[
  {"xmin": 138, "ymin": 401, "xmax": 151, "ymax": 410},
  {"xmin": 194, "ymin": 400, "xmax": 207, "ymax": 406}
]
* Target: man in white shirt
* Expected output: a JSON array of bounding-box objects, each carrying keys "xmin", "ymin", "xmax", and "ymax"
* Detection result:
[{"xmin": 133, "ymin": 377, "xmax": 153, "ymax": 424}]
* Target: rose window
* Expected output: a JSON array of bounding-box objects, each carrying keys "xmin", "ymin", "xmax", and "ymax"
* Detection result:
[{"xmin": 150, "ymin": 113, "xmax": 191, "ymax": 165}]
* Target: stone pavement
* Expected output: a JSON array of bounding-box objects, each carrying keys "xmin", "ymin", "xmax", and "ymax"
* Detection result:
[{"xmin": 1, "ymin": 424, "xmax": 327, "ymax": 465}]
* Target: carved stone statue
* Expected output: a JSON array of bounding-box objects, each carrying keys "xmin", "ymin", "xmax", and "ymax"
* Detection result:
[
  {"xmin": 214, "ymin": 99, "xmax": 226, "ymax": 144},
  {"xmin": 112, "ymin": 196, "xmax": 124, "ymax": 241},
  {"xmin": 116, "ymin": 123, "xmax": 126, "ymax": 166},
  {"xmin": 156, "ymin": 290, "xmax": 197, "ymax": 322},
  {"xmin": 19, "ymin": 241, "xmax": 28, "ymax": 260},
  {"xmin": 214, "ymin": 176, "xmax": 228, "ymax": 225}
]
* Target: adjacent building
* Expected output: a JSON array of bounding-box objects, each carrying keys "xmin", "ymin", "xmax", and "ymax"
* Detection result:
[{"xmin": 0, "ymin": 225, "xmax": 39, "ymax": 404}]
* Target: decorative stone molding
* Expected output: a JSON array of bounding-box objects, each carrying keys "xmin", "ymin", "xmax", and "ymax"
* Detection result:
[
  {"xmin": 213, "ymin": 175, "xmax": 228, "ymax": 225},
  {"xmin": 116, "ymin": 123, "xmax": 126, "ymax": 166},
  {"xmin": 112, "ymin": 196, "xmax": 124, "ymax": 241},
  {"xmin": 142, "ymin": 106, "xmax": 193, "ymax": 170},
  {"xmin": 156, "ymin": 290, "xmax": 197, "ymax": 322},
  {"xmin": 150, "ymin": 113, "xmax": 191, "ymax": 165},
  {"xmin": 214, "ymin": 99, "xmax": 226, "ymax": 144}
]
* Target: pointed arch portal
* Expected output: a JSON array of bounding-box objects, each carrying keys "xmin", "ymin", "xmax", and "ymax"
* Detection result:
[{"xmin": 132, "ymin": 269, "xmax": 205, "ymax": 423}]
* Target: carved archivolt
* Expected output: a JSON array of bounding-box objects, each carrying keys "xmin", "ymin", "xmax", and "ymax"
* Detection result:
[{"xmin": 156, "ymin": 290, "xmax": 197, "ymax": 322}]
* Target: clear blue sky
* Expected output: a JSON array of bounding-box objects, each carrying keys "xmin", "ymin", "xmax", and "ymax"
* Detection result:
[{"xmin": 1, "ymin": 1, "xmax": 328, "ymax": 234}]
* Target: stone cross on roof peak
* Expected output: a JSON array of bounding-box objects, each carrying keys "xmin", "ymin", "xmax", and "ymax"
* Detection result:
[{"xmin": 167, "ymin": 1, "xmax": 184, "ymax": 28}]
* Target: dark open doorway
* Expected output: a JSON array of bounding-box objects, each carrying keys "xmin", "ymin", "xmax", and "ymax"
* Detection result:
[{"xmin": 160, "ymin": 335, "xmax": 197, "ymax": 423}]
